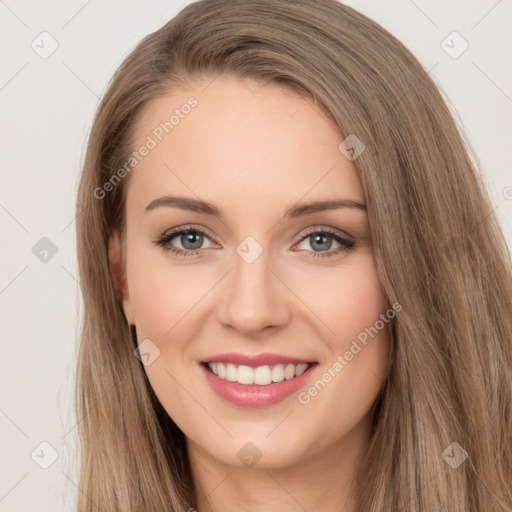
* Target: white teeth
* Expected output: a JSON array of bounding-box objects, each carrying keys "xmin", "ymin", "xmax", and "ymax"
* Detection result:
[
  {"xmin": 207, "ymin": 362, "xmax": 312, "ymax": 385},
  {"xmin": 295, "ymin": 363, "xmax": 309, "ymax": 376},
  {"xmin": 225, "ymin": 363, "xmax": 237, "ymax": 382},
  {"xmin": 254, "ymin": 365, "xmax": 272, "ymax": 385},
  {"xmin": 284, "ymin": 364, "xmax": 295, "ymax": 380},
  {"xmin": 237, "ymin": 365, "xmax": 254, "ymax": 384},
  {"xmin": 271, "ymin": 365, "xmax": 285, "ymax": 382}
]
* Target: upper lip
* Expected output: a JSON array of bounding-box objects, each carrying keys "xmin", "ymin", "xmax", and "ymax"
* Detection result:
[{"xmin": 199, "ymin": 352, "xmax": 316, "ymax": 367}]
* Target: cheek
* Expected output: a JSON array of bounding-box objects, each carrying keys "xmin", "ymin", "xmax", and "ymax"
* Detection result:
[
  {"xmin": 292, "ymin": 255, "xmax": 390, "ymax": 427},
  {"xmin": 294, "ymin": 253, "xmax": 388, "ymax": 345},
  {"xmin": 126, "ymin": 243, "xmax": 211, "ymax": 340},
  {"xmin": 125, "ymin": 246, "xmax": 204, "ymax": 427}
]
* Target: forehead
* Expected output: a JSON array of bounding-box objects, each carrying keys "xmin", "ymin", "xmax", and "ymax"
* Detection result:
[{"xmin": 126, "ymin": 75, "xmax": 364, "ymax": 216}]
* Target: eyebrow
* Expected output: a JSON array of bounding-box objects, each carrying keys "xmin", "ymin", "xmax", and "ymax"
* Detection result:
[{"xmin": 144, "ymin": 195, "xmax": 366, "ymax": 218}]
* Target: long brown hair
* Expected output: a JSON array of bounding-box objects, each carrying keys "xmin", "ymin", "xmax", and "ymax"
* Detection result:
[{"xmin": 74, "ymin": 0, "xmax": 512, "ymax": 510}]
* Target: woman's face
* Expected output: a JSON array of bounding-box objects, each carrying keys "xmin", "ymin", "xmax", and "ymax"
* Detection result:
[{"xmin": 110, "ymin": 75, "xmax": 391, "ymax": 469}]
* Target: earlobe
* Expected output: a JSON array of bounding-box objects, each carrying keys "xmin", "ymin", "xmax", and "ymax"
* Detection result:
[{"xmin": 108, "ymin": 230, "xmax": 134, "ymax": 325}]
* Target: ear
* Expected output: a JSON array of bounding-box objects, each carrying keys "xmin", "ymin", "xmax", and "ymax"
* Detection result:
[{"xmin": 108, "ymin": 230, "xmax": 135, "ymax": 325}]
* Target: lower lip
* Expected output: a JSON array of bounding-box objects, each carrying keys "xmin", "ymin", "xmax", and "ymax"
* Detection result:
[{"xmin": 200, "ymin": 363, "xmax": 317, "ymax": 408}]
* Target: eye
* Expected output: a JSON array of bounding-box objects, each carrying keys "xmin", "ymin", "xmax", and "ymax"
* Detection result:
[
  {"xmin": 154, "ymin": 225, "xmax": 216, "ymax": 258},
  {"xmin": 292, "ymin": 227, "xmax": 354, "ymax": 260}
]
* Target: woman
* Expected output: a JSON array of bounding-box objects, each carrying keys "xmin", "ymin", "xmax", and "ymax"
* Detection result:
[{"xmin": 74, "ymin": 0, "xmax": 512, "ymax": 510}]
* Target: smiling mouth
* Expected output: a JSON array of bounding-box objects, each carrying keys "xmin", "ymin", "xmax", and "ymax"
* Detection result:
[{"xmin": 201, "ymin": 361, "xmax": 317, "ymax": 386}]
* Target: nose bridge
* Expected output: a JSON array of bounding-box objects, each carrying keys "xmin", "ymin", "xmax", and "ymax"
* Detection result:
[{"xmin": 219, "ymin": 238, "xmax": 289, "ymax": 334}]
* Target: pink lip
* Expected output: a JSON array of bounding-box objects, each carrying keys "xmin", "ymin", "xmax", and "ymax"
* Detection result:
[
  {"xmin": 199, "ymin": 362, "xmax": 318, "ymax": 408},
  {"xmin": 199, "ymin": 352, "xmax": 315, "ymax": 367}
]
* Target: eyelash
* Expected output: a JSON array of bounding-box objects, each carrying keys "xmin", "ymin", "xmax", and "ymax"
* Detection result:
[{"xmin": 154, "ymin": 224, "xmax": 355, "ymax": 260}]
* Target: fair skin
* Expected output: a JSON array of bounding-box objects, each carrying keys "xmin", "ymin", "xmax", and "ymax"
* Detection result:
[{"xmin": 109, "ymin": 75, "xmax": 391, "ymax": 512}]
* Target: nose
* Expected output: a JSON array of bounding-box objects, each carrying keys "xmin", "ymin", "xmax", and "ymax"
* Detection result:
[{"xmin": 217, "ymin": 249, "xmax": 291, "ymax": 337}]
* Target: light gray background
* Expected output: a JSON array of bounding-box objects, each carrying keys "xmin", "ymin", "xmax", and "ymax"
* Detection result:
[{"xmin": 1, "ymin": 0, "xmax": 510, "ymax": 510}]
